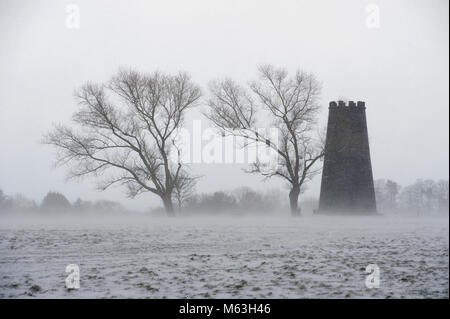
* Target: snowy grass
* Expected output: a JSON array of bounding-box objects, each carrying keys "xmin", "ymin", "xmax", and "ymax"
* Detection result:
[{"xmin": 0, "ymin": 215, "xmax": 448, "ymax": 298}]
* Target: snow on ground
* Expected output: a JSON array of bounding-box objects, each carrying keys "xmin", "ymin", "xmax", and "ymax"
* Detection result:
[{"xmin": 0, "ymin": 215, "xmax": 448, "ymax": 298}]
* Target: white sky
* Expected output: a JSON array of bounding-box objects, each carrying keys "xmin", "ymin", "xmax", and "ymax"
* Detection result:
[{"xmin": 0, "ymin": 0, "xmax": 448, "ymax": 210}]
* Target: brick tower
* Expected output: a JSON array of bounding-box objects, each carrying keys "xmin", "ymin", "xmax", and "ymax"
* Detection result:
[{"xmin": 317, "ymin": 101, "xmax": 377, "ymax": 214}]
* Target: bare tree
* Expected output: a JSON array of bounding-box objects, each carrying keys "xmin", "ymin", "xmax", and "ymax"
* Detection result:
[
  {"xmin": 43, "ymin": 69, "xmax": 201, "ymax": 216},
  {"xmin": 205, "ymin": 65, "xmax": 323, "ymax": 215},
  {"xmin": 374, "ymin": 179, "xmax": 401, "ymax": 212}
]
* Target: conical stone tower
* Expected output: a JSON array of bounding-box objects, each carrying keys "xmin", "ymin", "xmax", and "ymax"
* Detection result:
[{"xmin": 317, "ymin": 101, "xmax": 377, "ymax": 214}]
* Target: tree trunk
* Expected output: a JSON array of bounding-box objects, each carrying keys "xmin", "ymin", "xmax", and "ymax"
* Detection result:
[
  {"xmin": 289, "ymin": 186, "xmax": 301, "ymax": 216},
  {"xmin": 162, "ymin": 195, "xmax": 175, "ymax": 216}
]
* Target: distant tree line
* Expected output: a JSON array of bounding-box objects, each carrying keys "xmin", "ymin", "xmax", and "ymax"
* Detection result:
[
  {"xmin": 1, "ymin": 179, "xmax": 448, "ymax": 216},
  {"xmin": 149, "ymin": 187, "xmax": 285, "ymax": 215},
  {"xmin": 43, "ymin": 65, "xmax": 325, "ymax": 216},
  {"xmin": 0, "ymin": 190, "xmax": 38, "ymax": 213},
  {"xmin": 374, "ymin": 179, "xmax": 449, "ymax": 215},
  {"xmin": 0, "ymin": 189, "xmax": 126, "ymax": 215}
]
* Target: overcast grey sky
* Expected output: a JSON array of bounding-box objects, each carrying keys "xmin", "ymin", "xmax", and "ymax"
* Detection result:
[{"xmin": 0, "ymin": 0, "xmax": 448, "ymax": 210}]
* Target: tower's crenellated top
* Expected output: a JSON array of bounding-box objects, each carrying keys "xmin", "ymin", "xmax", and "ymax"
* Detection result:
[{"xmin": 329, "ymin": 101, "xmax": 365, "ymax": 109}]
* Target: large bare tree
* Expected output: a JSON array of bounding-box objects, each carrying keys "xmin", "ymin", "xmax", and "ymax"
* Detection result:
[
  {"xmin": 173, "ymin": 171, "xmax": 198, "ymax": 212},
  {"xmin": 43, "ymin": 69, "xmax": 201, "ymax": 216},
  {"xmin": 205, "ymin": 65, "xmax": 324, "ymax": 215}
]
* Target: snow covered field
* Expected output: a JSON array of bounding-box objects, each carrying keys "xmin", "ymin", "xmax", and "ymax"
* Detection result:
[{"xmin": 0, "ymin": 215, "xmax": 448, "ymax": 298}]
